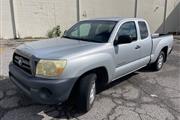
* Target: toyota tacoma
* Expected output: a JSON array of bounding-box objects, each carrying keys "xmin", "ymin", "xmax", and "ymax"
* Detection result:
[{"xmin": 9, "ymin": 17, "xmax": 174, "ymax": 112}]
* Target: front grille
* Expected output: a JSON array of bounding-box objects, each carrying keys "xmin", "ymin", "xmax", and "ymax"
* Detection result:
[{"xmin": 13, "ymin": 53, "xmax": 32, "ymax": 75}]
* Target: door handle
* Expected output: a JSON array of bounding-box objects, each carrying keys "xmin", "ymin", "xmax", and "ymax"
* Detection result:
[{"xmin": 135, "ymin": 45, "xmax": 141, "ymax": 49}]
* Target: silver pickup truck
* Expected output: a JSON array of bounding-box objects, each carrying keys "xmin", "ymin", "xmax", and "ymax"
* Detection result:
[{"xmin": 9, "ymin": 17, "xmax": 174, "ymax": 112}]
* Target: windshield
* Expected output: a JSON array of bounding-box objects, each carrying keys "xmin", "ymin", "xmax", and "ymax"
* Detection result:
[{"xmin": 63, "ymin": 20, "xmax": 117, "ymax": 43}]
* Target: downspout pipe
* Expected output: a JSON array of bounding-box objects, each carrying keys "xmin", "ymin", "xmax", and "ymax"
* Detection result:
[
  {"xmin": 134, "ymin": 0, "xmax": 138, "ymax": 17},
  {"xmin": 9, "ymin": 0, "xmax": 18, "ymax": 39},
  {"xmin": 76, "ymin": 0, "xmax": 80, "ymax": 22},
  {"xmin": 163, "ymin": 0, "xmax": 167, "ymax": 33}
]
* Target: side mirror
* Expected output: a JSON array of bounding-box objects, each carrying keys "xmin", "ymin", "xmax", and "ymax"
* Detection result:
[{"xmin": 114, "ymin": 35, "xmax": 132, "ymax": 46}]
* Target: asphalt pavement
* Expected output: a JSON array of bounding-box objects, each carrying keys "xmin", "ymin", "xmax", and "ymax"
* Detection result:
[{"xmin": 0, "ymin": 39, "xmax": 179, "ymax": 120}]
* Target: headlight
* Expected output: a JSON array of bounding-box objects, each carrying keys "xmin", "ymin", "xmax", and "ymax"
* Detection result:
[{"xmin": 36, "ymin": 60, "xmax": 67, "ymax": 78}]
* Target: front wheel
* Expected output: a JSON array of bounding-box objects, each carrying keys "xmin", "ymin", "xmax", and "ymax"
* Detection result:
[
  {"xmin": 152, "ymin": 51, "xmax": 165, "ymax": 71},
  {"xmin": 77, "ymin": 73, "xmax": 97, "ymax": 112}
]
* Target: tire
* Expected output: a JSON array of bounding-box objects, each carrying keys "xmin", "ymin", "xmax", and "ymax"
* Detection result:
[
  {"xmin": 152, "ymin": 51, "xmax": 165, "ymax": 71},
  {"xmin": 77, "ymin": 73, "xmax": 97, "ymax": 112}
]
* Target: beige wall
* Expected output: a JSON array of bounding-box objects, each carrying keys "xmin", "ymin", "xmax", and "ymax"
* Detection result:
[
  {"xmin": 164, "ymin": 0, "xmax": 180, "ymax": 33},
  {"xmin": 13, "ymin": 0, "xmax": 77, "ymax": 38},
  {"xmin": 0, "ymin": 0, "xmax": 14, "ymax": 39},
  {"xmin": 79, "ymin": 0, "xmax": 135, "ymax": 20},
  {"xmin": 137, "ymin": 0, "xmax": 165, "ymax": 33},
  {"xmin": 0, "ymin": 0, "xmax": 179, "ymax": 39}
]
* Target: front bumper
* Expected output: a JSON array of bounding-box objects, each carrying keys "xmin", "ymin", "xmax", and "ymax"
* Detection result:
[{"xmin": 9, "ymin": 63, "xmax": 77, "ymax": 104}]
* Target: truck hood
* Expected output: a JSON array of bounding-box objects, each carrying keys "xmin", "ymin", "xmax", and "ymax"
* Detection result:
[{"xmin": 16, "ymin": 38, "xmax": 103, "ymax": 59}]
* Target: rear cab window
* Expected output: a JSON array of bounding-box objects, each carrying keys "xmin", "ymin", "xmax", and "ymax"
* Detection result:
[{"xmin": 138, "ymin": 21, "xmax": 149, "ymax": 39}]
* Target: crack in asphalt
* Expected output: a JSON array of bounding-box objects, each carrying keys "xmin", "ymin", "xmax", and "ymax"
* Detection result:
[
  {"xmin": 128, "ymin": 80, "xmax": 179, "ymax": 120},
  {"xmin": 128, "ymin": 75, "xmax": 180, "ymax": 113}
]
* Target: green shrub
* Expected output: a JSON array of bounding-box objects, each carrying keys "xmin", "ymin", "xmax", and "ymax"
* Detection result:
[{"xmin": 47, "ymin": 25, "xmax": 61, "ymax": 38}]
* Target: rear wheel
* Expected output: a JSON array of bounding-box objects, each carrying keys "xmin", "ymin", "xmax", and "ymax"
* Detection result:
[
  {"xmin": 77, "ymin": 73, "xmax": 97, "ymax": 112},
  {"xmin": 152, "ymin": 51, "xmax": 165, "ymax": 71}
]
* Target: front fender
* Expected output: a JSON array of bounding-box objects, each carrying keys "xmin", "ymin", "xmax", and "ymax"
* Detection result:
[{"xmin": 61, "ymin": 53, "xmax": 115, "ymax": 82}]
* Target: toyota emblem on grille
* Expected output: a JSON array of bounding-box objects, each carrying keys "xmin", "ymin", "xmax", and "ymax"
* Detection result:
[{"xmin": 18, "ymin": 57, "xmax": 23, "ymax": 66}]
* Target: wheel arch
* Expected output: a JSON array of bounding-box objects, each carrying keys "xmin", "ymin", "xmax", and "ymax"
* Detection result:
[
  {"xmin": 161, "ymin": 46, "xmax": 168, "ymax": 62},
  {"xmin": 68, "ymin": 66, "xmax": 109, "ymax": 100}
]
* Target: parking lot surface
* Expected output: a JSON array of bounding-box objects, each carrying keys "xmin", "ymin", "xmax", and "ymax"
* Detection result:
[{"xmin": 0, "ymin": 39, "xmax": 180, "ymax": 120}]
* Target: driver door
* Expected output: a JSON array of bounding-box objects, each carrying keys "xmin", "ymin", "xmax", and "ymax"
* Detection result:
[{"xmin": 114, "ymin": 21, "xmax": 142, "ymax": 79}]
